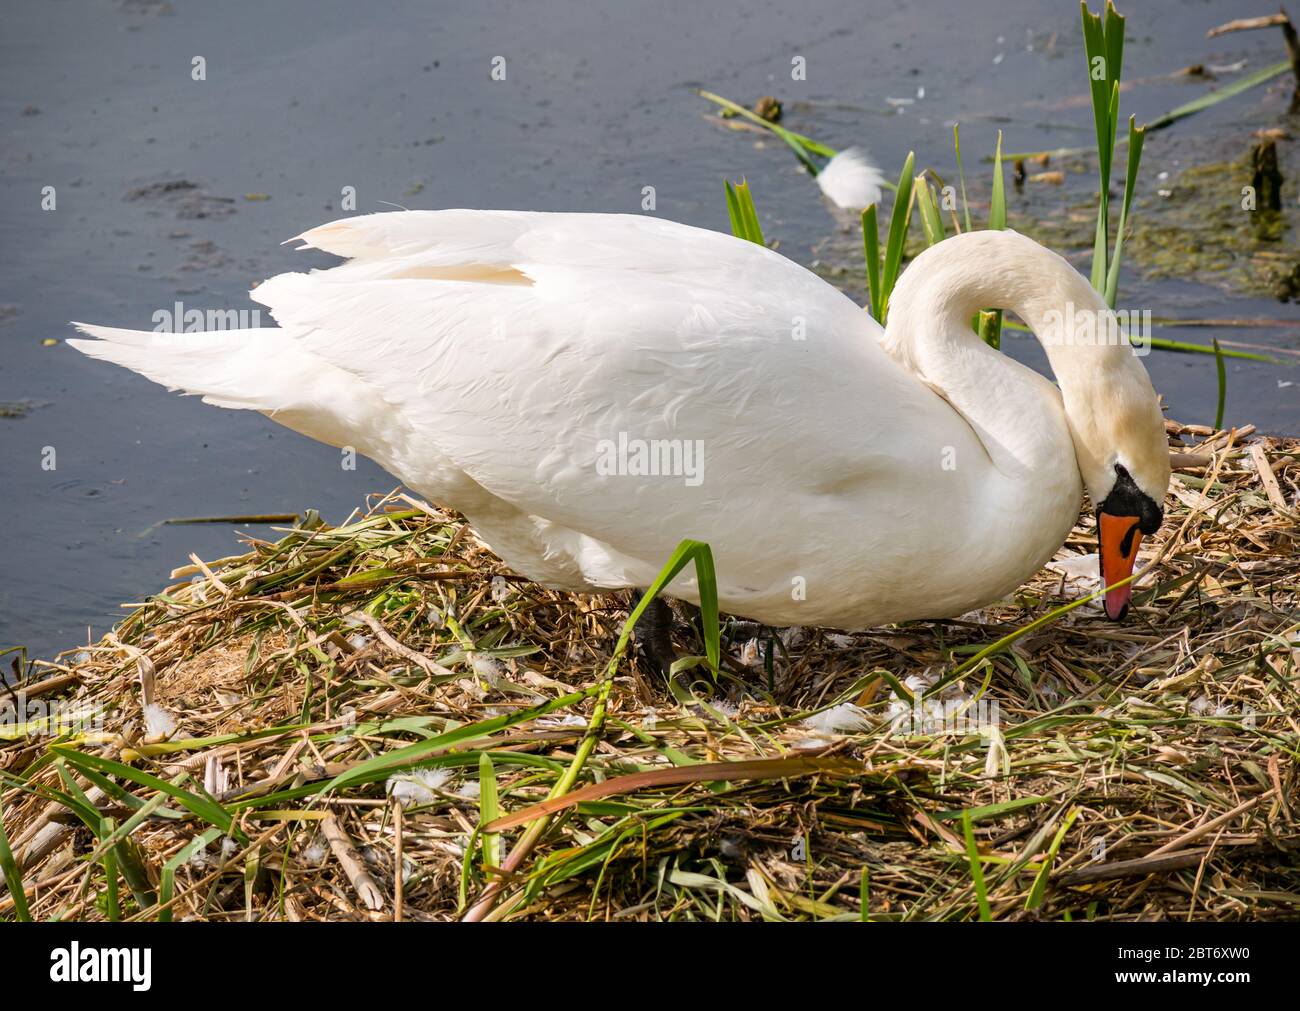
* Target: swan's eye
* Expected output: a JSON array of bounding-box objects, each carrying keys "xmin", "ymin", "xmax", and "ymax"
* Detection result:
[{"xmin": 1100, "ymin": 463, "xmax": 1163, "ymax": 534}]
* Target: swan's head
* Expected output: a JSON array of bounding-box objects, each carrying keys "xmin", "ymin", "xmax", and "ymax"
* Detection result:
[
  {"xmin": 1061, "ymin": 367, "xmax": 1170, "ymax": 620},
  {"xmin": 883, "ymin": 228, "xmax": 1172, "ymax": 621}
]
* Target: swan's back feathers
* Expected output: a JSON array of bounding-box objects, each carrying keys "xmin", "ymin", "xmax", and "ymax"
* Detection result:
[
  {"xmin": 293, "ymin": 209, "xmax": 542, "ymax": 262},
  {"xmin": 290, "ymin": 210, "xmax": 809, "ymax": 282}
]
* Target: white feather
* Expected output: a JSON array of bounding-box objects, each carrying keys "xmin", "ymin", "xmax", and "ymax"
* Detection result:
[
  {"xmin": 386, "ymin": 767, "xmax": 452, "ymax": 806},
  {"xmin": 802, "ymin": 702, "xmax": 871, "ymax": 735},
  {"xmin": 815, "ymin": 147, "xmax": 886, "ymax": 209},
  {"xmin": 142, "ymin": 702, "xmax": 176, "ymax": 739}
]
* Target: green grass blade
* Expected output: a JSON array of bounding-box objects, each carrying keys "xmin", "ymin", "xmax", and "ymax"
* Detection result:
[
  {"xmin": 100, "ymin": 817, "xmax": 120, "ymax": 921},
  {"xmin": 1104, "ymin": 115, "xmax": 1145, "ymax": 308},
  {"xmin": 1006, "ymin": 58, "xmax": 1289, "ymax": 158},
  {"xmin": 936, "ymin": 795, "xmax": 1055, "ymax": 822},
  {"xmin": 1000, "ymin": 317, "xmax": 1276, "ymax": 360},
  {"xmin": 724, "ymin": 179, "xmax": 764, "ymax": 245},
  {"xmin": 953, "ymin": 123, "xmax": 972, "ymax": 233},
  {"xmin": 697, "ymin": 90, "xmax": 823, "ymax": 175},
  {"xmin": 977, "ymin": 132, "xmax": 1006, "ymax": 349},
  {"xmin": 462, "ymin": 556, "xmax": 736, "ymax": 921},
  {"xmin": 0, "ymin": 797, "xmax": 31, "ymax": 921},
  {"xmin": 1213, "ymin": 338, "xmax": 1227, "ymax": 430},
  {"xmin": 158, "ymin": 827, "xmax": 223, "ymax": 922},
  {"xmin": 82, "ymin": 801, "xmax": 161, "ymax": 918},
  {"xmin": 862, "ymin": 204, "xmax": 882, "ymax": 323},
  {"xmin": 724, "ymin": 180, "xmax": 744, "ymax": 239},
  {"xmin": 915, "ymin": 177, "xmax": 945, "ymax": 247},
  {"xmin": 63, "ymin": 759, "xmax": 182, "ymax": 819},
  {"xmin": 0, "ymin": 770, "xmax": 102, "ymax": 836},
  {"xmin": 1025, "ymin": 807, "xmax": 1080, "ymax": 910},
  {"xmin": 325, "ymin": 685, "xmax": 602, "ymax": 794},
  {"xmin": 1082, "ymin": 2, "xmax": 1116, "ymax": 290},
  {"xmin": 115, "ymin": 837, "xmax": 157, "ymax": 912},
  {"xmin": 478, "ymin": 751, "xmax": 501, "ymax": 875},
  {"xmin": 52, "ymin": 757, "xmax": 110, "ymax": 821},
  {"xmin": 620, "ymin": 540, "xmax": 722, "ymax": 678},
  {"xmin": 880, "ymin": 151, "xmax": 916, "ymax": 319},
  {"xmin": 961, "ymin": 810, "xmax": 992, "ymax": 921},
  {"xmin": 737, "ymin": 180, "xmax": 763, "ymax": 244},
  {"xmin": 696, "ymin": 89, "xmax": 907, "ymax": 193},
  {"xmin": 925, "ymin": 553, "xmax": 1152, "ymax": 698},
  {"xmin": 1091, "ymin": 191, "xmax": 1108, "ymax": 290},
  {"xmin": 1147, "ymin": 59, "xmax": 1290, "ymax": 130},
  {"xmin": 52, "ymin": 746, "xmax": 242, "ymax": 843},
  {"xmin": 1147, "ymin": 337, "xmax": 1274, "ymax": 362},
  {"xmin": 988, "ymin": 131, "xmax": 1006, "ymax": 230},
  {"xmin": 1081, "ymin": 3, "xmax": 1115, "ymax": 183},
  {"xmin": 978, "ymin": 309, "xmax": 1003, "ymax": 351},
  {"xmin": 1103, "ymin": 1, "xmax": 1126, "ymax": 104}
]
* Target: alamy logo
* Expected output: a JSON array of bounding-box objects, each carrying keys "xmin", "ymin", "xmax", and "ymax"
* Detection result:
[
  {"xmin": 152, "ymin": 301, "xmax": 261, "ymax": 332},
  {"xmin": 1, "ymin": 692, "xmax": 103, "ymax": 738},
  {"xmin": 594, "ymin": 432, "xmax": 705, "ymax": 487},
  {"xmin": 49, "ymin": 943, "xmax": 151, "ymax": 991},
  {"xmin": 1039, "ymin": 303, "xmax": 1152, "ymax": 356}
]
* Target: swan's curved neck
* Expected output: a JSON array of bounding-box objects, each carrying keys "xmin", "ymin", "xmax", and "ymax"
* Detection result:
[{"xmin": 881, "ymin": 230, "xmax": 1131, "ymax": 485}]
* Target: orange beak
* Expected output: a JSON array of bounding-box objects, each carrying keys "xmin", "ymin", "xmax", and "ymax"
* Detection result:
[{"xmin": 1098, "ymin": 513, "xmax": 1143, "ymax": 620}]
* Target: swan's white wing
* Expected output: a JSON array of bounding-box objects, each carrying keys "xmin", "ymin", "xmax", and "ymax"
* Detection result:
[{"xmin": 252, "ymin": 211, "xmax": 970, "ymax": 594}]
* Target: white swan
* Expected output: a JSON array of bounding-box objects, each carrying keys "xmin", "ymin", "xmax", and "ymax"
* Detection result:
[{"xmin": 70, "ymin": 211, "xmax": 1170, "ymax": 627}]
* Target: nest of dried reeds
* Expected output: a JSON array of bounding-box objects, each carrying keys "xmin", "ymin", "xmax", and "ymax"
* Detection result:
[{"xmin": 2, "ymin": 420, "xmax": 1297, "ymax": 922}]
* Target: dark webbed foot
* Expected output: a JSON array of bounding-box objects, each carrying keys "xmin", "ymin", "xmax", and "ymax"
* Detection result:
[
  {"xmin": 626, "ymin": 592, "xmax": 781, "ymax": 686},
  {"xmin": 629, "ymin": 590, "xmax": 680, "ymax": 680}
]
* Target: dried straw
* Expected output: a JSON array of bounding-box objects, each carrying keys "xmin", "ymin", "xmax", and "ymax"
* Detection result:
[{"xmin": 1, "ymin": 421, "xmax": 1296, "ymax": 921}]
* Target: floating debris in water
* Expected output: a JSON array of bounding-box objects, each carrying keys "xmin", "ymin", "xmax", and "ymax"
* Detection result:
[
  {"xmin": 752, "ymin": 95, "xmax": 781, "ymax": 122},
  {"xmin": 0, "ymin": 400, "xmax": 45, "ymax": 419}
]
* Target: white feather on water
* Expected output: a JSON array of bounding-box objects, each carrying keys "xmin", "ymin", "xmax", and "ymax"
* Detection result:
[{"xmin": 815, "ymin": 147, "xmax": 886, "ymax": 209}]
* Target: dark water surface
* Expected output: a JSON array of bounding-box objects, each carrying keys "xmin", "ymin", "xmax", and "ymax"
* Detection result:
[{"xmin": 2, "ymin": 0, "xmax": 1297, "ymax": 658}]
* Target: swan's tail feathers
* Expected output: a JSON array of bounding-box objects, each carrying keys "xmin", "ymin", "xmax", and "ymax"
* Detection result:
[
  {"xmin": 67, "ymin": 324, "xmax": 305, "ymax": 412},
  {"xmin": 68, "ymin": 323, "xmax": 397, "ymax": 452}
]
